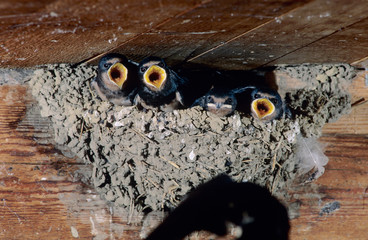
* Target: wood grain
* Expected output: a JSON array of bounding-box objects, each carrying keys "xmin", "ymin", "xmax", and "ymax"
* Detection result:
[
  {"xmin": 0, "ymin": 0, "xmax": 367, "ymax": 238},
  {"xmin": 1, "ymin": 0, "xmax": 368, "ymax": 69},
  {"xmin": 0, "ymin": 0, "xmax": 204, "ymax": 67},
  {"xmin": 188, "ymin": 0, "xmax": 368, "ymax": 69},
  {"xmin": 0, "ymin": 85, "xmax": 130, "ymax": 239},
  {"xmin": 290, "ymin": 134, "xmax": 368, "ymax": 240},
  {"xmin": 270, "ymin": 16, "xmax": 368, "ymax": 66},
  {"xmin": 112, "ymin": 0, "xmax": 311, "ymax": 66}
]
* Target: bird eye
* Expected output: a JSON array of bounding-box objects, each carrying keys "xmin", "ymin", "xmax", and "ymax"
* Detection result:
[
  {"xmin": 140, "ymin": 66, "xmax": 147, "ymax": 72},
  {"xmin": 254, "ymin": 93, "xmax": 262, "ymax": 99},
  {"xmin": 206, "ymin": 95, "xmax": 213, "ymax": 102},
  {"xmin": 225, "ymin": 98, "xmax": 233, "ymax": 104},
  {"xmin": 271, "ymin": 98, "xmax": 278, "ymax": 105},
  {"xmin": 103, "ymin": 63, "xmax": 111, "ymax": 69}
]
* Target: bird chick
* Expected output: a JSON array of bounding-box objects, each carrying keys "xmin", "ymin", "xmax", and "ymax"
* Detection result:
[
  {"xmin": 135, "ymin": 56, "xmax": 187, "ymax": 112},
  {"xmin": 92, "ymin": 53, "xmax": 138, "ymax": 106},
  {"xmin": 250, "ymin": 87, "xmax": 290, "ymax": 121},
  {"xmin": 193, "ymin": 86, "xmax": 255, "ymax": 117},
  {"xmin": 146, "ymin": 174, "xmax": 290, "ymax": 240}
]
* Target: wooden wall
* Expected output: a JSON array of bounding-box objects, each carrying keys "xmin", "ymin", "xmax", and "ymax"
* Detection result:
[{"xmin": 0, "ymin": 0, "xmax": 367, "ymax": 239}]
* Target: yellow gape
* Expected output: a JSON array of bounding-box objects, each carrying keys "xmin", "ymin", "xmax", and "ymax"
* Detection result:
[
  {"xmin": 144, "ymin": 65, "xmax": 167, "ymax": 90},
  {"xmin": 251, "ymin": 98, "xmax": 275, "ymax": 119},
  {"xmin": 108, "ymin": 63, "xmax": 128, "ymax": 89}
]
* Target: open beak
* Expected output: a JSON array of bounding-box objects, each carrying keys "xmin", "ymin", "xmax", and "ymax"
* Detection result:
[
  {"xmin": 251, "ymin": 98, "xmax": 275, "ymax": 119},
  {"xmin": 107, "ymin": 63, "xmax": 128, "ymax": 89},
  {"xmin": 143, "ymin": 65, "xmax": 167, "ymax": 90}
]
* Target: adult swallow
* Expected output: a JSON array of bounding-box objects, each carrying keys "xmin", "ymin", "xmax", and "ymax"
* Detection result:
[
  {"xmin": 146, "ymin": 174, "xmax": 290, "ymax": 240},
  {"xmin": 135, "ymin": 56, "xmax": 187, "ymax": 112},
  {"xmin": 249, "ymin": 87, "xmax": 290, "ymax": 121},
  {"xmin": 193, "ymin": 86, "xmax": 256, "ymax": 117},
  {"xmin": 92, "ymin": 53, "xmax": 138, "ymax": 106}
]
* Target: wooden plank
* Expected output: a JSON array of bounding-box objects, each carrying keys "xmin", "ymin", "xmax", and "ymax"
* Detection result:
[
  {"xmin": 114, "ymin": 0, "xmax": 311, "ymax": 65},
  {"xmin": 2, "ymin": 0, "xmax": 368, "ymax": 69},
  {"xmin": 187, "ymin": 0, "xmax": 368, "ymax": 70},
  {"xmin": 0, "ymin": 0, "xmax": 204, "ymax": 67},
  {"xmin": 0, "ymin": 163, "xmax": 145, "ymax": 240},
  {"xmin": 0, "ymin": 0, "xmax": 52, "ymax": 16},
  {"xmin": 0, "ymin": 85, "xmax": 92, "ymax": 239},
  {"xmin": 290, "ymin": 134, "xmax": 368, "ymax": 240},
  {"xmin": 270, "ymin": 17, "xmax": 368, "ymax": 65},
  {"xmin": 0, "ymin": 85, "xmax": 59, "ymax": 165}
]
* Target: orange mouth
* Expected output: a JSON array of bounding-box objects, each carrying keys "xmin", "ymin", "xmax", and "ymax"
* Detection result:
[
  {"xmin": 251, "ymin": 98, "xmax": 275, "ymax": 119},
  {"xmin": 107, "ymin": 63, "xmax": 128, "ymax": 89},
  {"xmin": 143, "ymin": 65, "xmax": 167, "ymax": 89}
]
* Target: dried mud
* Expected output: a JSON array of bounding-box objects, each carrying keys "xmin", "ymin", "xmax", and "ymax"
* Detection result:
[{"xmin": 28, "ymin": 63, "xmax": 354, "ymax": 212}]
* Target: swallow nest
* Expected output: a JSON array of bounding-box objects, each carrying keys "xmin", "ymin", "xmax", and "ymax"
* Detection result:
[{"xmin": 29, "ymin": 63, "xmax": 353, "ymax": 212}]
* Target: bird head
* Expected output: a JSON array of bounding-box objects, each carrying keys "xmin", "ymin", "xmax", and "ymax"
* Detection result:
[
  {"xmin": 250, "ymin": 88, "xmax": 282, "ymax": 120},
  {"xmin": 205, "ymin": 93, "xmax": 237, "ymax": 117},
  {"xmin": 99, "ymin": 53, "xmax": 129, "ymax": 89},
  {"xmin": 139, "ymin": 57, "xmax": 168, "ymax": 91}
]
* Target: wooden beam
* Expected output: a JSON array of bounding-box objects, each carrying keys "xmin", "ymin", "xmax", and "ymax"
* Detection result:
[
  {"xmin": 188, "ymin": 0, "xmax": 368, "ymax": 69},
  {"xmin": 1, "ymin": 0, "xmax": 368, "ymax": 69},
  {"xmin": 270, "ymin": 17, "xmax": 368, "ymax": 65},
  {"xmin": 0, "ymin": 0, "xmax": 205, "ymax": 67},
  {"xmin": 112, "ymin": 0, "xmax": 311, "ymax": 66}
]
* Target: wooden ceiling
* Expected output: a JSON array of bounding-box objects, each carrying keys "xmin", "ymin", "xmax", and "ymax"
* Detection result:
[
  {"xmin": 0, "ymin": 1, "xmax": 368, "ymax": 239},
  {"xmin": 1, "ymin": 0, "xmax": 368, "ymax": 70}
]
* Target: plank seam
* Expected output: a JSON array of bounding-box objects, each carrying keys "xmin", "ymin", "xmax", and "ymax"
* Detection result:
[
  {"xmin": 79, "ymin": 0, "xmax": 213, "ymax": 65},
  {"xmin": 263, "ymin": 15, "xmax": 368, "ymax": 67},
  {"xmin": 185, "ymin": 3, "xmax": 311, "ymax": 63}
]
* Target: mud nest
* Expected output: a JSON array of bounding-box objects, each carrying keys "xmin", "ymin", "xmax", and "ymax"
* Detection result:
[{"xmin": 29, "ymin": 63, "xmax": 353, "ymax": 212}]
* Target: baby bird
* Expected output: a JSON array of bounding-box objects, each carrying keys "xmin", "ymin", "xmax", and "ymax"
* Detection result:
[
  {"xmin": 193, "ymin": 86, "xmax": 255, "ymax": 117},
  {"xmin": 92, "ymin": 53, "xmax": 138, "ymax": 106},
  {"xmin": 135, "ymin": 56, "xmax": 187, "ymax": 112},
  {"xmin": 249, "ymin": 87, "xmax": 290, "ymax": 121},
  {"xmin": 146, "ymin": 174, "xmax": 290, "ymax": 240}
]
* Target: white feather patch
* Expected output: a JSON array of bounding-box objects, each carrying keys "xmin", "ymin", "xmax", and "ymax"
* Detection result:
[{"xmin": 295, "ymin": 135, "xmax": 329, "ymax": 180}]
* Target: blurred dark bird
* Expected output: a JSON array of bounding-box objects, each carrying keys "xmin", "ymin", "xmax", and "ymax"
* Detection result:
[
  {"xmin": 146, "ymin": 174, "xmax": 290, "ymax": 240},
  {"xmin": 135, "ymin": 56, "xmax": 187, "ymax": 112},
  {"xmin": 92, "ymin": 53, "xmax": 138, "ymax": 106}
]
